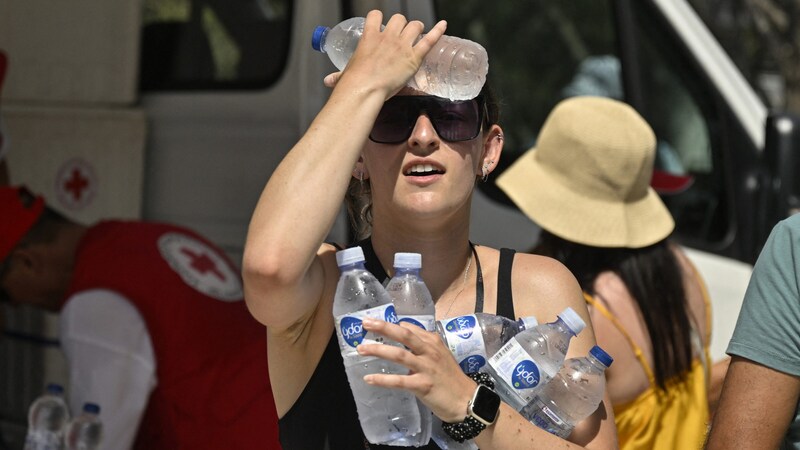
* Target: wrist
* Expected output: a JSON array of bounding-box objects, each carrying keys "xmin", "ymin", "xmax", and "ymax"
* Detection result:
[{"xmin": 441, "ymin": 372, "xmax": 501, "ymax": 442}]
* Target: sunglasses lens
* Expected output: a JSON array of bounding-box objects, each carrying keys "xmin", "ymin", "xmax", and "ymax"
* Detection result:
[
  {"xmin": 369, "ymin": 96, "xmax": 483, "ymax": 144},
  {"xmin": 431, "ymin": 100, "xmax": 481, "ymax": 142},
  {"xmin": 370, "ymin": 99, "xmax": 416, "ymax": 144}
]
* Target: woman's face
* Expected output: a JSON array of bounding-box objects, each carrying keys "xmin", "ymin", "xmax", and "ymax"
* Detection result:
[{"xmin": 361, "ymin": 92, "xmax": 501, "ymax": 225}]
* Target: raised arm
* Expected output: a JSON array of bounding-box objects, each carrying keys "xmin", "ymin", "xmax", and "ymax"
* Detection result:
[{"xmin": 242, "ymin": 11, "xmax": 447, "ymax": 330}]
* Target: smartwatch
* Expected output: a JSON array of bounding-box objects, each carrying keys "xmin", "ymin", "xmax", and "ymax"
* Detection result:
[
  {"xmin": 441, "ymin": 372, "xmax": 501, "ymax": 442},
  {"xmin": 468, "ymin": 383, "xmax": 501, "ymax": 426}
]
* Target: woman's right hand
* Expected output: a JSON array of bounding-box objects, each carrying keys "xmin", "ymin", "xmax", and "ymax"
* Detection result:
[{"xmin": 332, "ymin": 10, "xmax": 447, "ymax": 100}]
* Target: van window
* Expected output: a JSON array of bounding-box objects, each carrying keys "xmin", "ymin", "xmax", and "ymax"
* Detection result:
[
  {"xmin": 437, "ymin": 0, "xmax": 730, "ymax": 247},
  {"xmin": 140, "ymin": 0, "xmax": 292, "ymax": 90}
]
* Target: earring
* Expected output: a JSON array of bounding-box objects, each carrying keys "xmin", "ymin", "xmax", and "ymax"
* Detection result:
[{"xmin": 481, "ymin": 160, "xmax": 494, "ymax": 182}]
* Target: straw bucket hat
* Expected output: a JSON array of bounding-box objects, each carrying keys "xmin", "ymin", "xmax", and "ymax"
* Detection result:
[{"xmin": 497, "ymin": 96, "xmax": 674, "ymax": 248}]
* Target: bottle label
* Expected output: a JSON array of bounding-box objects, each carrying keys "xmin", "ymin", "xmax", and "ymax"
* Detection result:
[
  {"xmin": 335, "ymin": 304, "xmax": 399, "ymax": 355},
  {"xmin": 397, "ymin": 314, "xmax": 435, "ymax": 331},
  {"xmin": 488, "ymin": 338, "xmax": 542, "ymax": 404},
  {"xmin": 441, "ymin": 315, "xmax": 489, "ymax": 372}
]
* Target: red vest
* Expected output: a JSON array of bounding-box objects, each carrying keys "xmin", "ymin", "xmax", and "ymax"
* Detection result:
[{"xmin": 64, "ymin": 221, "xmax": 280, "ymax": 449}]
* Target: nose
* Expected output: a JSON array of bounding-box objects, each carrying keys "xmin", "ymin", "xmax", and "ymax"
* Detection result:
[{"xmin": 407, "ymin": 114, "xmax": 440, "ymax": 152}]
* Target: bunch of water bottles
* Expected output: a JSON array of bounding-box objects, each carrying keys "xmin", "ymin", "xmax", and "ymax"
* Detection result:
[
  {"xmin": 333, "ymin": 246, "xmax": 613, "ymax": 448},
  {"xmin": 24, "ymin": 383, "xmax": 103, "ymax": 450}
]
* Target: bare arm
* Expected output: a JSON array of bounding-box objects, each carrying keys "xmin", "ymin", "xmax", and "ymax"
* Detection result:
[
  {"xmin": 241, "ymin": 11, "xmax": 447, "ymax": 330},
  {"xmin": 359, "ymin": 257, "xmax": 619, "ymax": 449},
  {"xmin": 707, "ymin": 357, "xmax": 730, "ymax": 420},
  {"xmin": 706, "ymin": 356, "xmax": 800, "ymax": 449}
]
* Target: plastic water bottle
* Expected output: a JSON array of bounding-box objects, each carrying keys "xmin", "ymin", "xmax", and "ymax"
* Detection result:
[
  {"xmin": 333, "ymin": 246, "xmax": 421, "ymax": 444},
  {"xmin": 311, "ymin": 17, "xmax": 489, "ymax": 100},
  {"xmin": 483, "ymin": 307, "xmax": 586, "ymax": 411},
  {"xmin": 24, "ymin": 383, "xmax": 70, "ymax": 450},
  {"xmin": 384, "ymin": 252, "xmax": 434, "ymax": 446},
  {"xmin": 436, "ymin": 313, "xmax": 539, "ymax": 373},
  {"xmin": 64, "ymin": 403, "xmax": 102, "ymax": 450},
  {"xmin": 521, "ymin": 346, "xmax": 613, "ymax": 438},
  {"xmin": 430, "ymin": 313, "xmax": 537, "ymax": 450}
]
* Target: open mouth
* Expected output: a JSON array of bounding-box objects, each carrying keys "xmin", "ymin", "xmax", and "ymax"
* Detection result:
[{"xmin": 405, "ymin": 164, "xmax": 444, "ymax": 177}]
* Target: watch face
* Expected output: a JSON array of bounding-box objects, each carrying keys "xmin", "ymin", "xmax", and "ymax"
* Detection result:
[{"xmin": 470, "ymin": 384, "xmax": 501, "ymax": 424}]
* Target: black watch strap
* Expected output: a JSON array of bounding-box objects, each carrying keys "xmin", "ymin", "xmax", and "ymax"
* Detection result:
[{"xmin": 441, "ymin": 372, "xmax": 500, "ymax": 443}]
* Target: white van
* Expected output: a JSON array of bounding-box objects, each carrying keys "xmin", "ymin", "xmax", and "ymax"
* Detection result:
[{"xmin": 1, "ymin": 0, "xmax": 797, "ymax": 445}]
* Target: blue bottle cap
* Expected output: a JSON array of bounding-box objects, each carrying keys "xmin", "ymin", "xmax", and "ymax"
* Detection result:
[
  {"xmin": 45, "ymin": 383, "xmax": 64, "ymax": 395},
  {"xmin": 590, "ymin": 345, "xmax": 613, "ymax": 367},
  {"xmin": 83, "ymin": 403, "xmax": 101, "ymax": 414},
  {"xmin": 311, "ymin": 26, "xmax": 329, "ymax": 52}
]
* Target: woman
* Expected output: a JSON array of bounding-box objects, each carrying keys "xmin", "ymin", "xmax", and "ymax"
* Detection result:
[
  {"xmin": 243, "ymin": 11, "xmax": 617, "ymax": 449},
  {"xmin": 497, "ymin": 96, "xmax": 712, "ymax": 449}
]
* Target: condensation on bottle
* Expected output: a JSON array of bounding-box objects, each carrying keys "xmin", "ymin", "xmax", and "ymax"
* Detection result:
[
  {"xmin": 333, "ymin": 246, "xmax": 421, "ymax": 445},
  {"xmin": 312, "ymin": 17, "xmax": 488, "ymax": 100},
  {"xmin": 385, "ymin": 252, "xmax": 434, "ymax": 447},
  {"xmin": 483, "ymin": 307, "xmax": 586, "ymax": 411},
  {"xmin": 436, "ymin": 313, "xmax": 539, "ymax": 373},
  {"xmin": 521, "ymin": 346, "xmax": 613, "ymax": 438}
]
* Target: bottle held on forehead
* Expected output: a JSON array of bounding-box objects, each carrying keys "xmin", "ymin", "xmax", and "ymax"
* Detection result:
[
  {"xmin": 24, "ymin": 383, "xmax": 70, "ymax": 450},
  {"xmin": 482, "ymin": 307, "xmax": 586, "ymax": 411},
  {"xmin": 333, "ymin": 246, "xmax": 421, "ymax": 445},
  {"xmin": 311, "ymin": 17, "xmax": 489, "ymax": 100},
  {"xmin": 521, "ymin": 345, "xmax": 613, "ymax": 438},
  {"xmin": 384, "ymin": 252, "xmax": 435, "ymax": 446},
  {"xmin": 436, "ymin": 313, "xmax": 539, "ymax": 373}
]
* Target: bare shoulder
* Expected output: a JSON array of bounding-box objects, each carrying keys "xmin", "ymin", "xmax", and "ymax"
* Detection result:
[{"xmin": 509, "ymin": 252, "xmax": 586, "ymax": 323}]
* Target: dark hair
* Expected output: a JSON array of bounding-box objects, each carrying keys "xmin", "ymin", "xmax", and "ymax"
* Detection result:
[
  {"xmin": 345, "ymin": 84, "xmax": 501, "ymax": 241},
  {"xmin": 0, "ymin": 206, "xmax": 70, "ymax": 303},
  {"xmin": 535, "ymin": 230, "xmax": 693, "ymax": 389}
]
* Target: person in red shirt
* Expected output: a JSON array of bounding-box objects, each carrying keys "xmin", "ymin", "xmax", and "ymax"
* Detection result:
[{"xmin": 0, "ymin": 185, "xmax": 280, "ymax": 450}]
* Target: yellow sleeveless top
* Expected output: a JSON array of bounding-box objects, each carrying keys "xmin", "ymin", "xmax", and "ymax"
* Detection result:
[{"xmin": 584, "ymin": 267, "xmax": 712, "ymax": 450}]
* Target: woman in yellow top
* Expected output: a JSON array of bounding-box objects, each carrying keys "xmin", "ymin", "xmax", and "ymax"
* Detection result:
[{"xmin": 497, "ymin": 96, "xmax": 713, "ymax": 449}]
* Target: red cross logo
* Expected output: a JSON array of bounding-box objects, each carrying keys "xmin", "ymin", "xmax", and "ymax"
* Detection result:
[
  {"xmin": 64, "ymin": 168, "xmax": 90, "ymax": 202},
  {"xmin": 181, "ymin": 247, "xmax": 226, "ymax": 281},
  {"xmin": 55, "ymin": 158, "xmax": 96, "ymax": 210}
]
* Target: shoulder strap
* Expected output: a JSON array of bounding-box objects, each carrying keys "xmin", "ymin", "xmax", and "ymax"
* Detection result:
[
  {"xmin": 583, "ymin": 292, "xmax": 657, "ymax": 386},
  {"xmin": 496, "ymin": 248, "xmax": 516, "ymax": 320},
  {"xmin": 358, "ymin": 238, "xmax": 389, "ymax": 283},
  {"xmin": 471, "ymin": 243, "xmax": 485, "ymax": 313}
]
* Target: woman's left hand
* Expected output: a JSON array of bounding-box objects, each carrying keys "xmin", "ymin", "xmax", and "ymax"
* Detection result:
[{"xmin": 358, "ymin": 318, "xmax": 477, "ymax": 423}]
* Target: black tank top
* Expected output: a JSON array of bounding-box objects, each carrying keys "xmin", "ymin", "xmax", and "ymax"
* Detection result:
[{"xmin": 278, "ymin": 240, "xmax": 518, "ymax": 449}]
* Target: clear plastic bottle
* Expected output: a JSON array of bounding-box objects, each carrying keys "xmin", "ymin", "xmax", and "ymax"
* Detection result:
[
  {"xmin": 521, "ymin": 345, "xmax": 613, "ymax": 438},
  {"xmin": 333, "ymin": 246, "xmax": 421, "ymax": 445},
  {"xmin": 64, "ymin": 403, "xmax": 102, "ymax": 450},
  {"xmin": 24, "ymin": 383, "xmax": 70, "ymax": 450},
  {"xmin": 483, "ymin": 307, "xmax": 586, "ymax": 411},
  {"xmin": 311, "ymin": 17, "xmax": 489, "ymax": 100},
  {"xmin": 436, "ymin": 313, "xmax": 539, "ymax": 373},
  {"xmin": 384, "ymin": 252, "xmax": 434, "ymax": 446},
  {"xmin": 430, "ymin": 313, "xmax": 537, "ymax": 450}
]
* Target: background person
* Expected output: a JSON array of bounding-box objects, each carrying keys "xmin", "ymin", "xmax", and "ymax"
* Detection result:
[
  {"xmin": 0, "ymin": 185, "xmax": 280, "ymax": 450},
  {"xmin": 706, "ymin": 214, "xmax": 800, "ymax": 449},
  {"xmin": 242, "ymin": 10, "xmax": 618, "ymax": 449},
  {"xmin": 497, "ymin": 96, "xmax": 714, "ymax": 449}
]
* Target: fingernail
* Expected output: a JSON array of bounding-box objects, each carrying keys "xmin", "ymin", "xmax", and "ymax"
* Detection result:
[
  {"xmin": 363, "ymin": 375, "xmax": 374, "ymax": 384},
  {"xmin": 362, "ymin": 318, "xmax": 378, "ymax": 327}
]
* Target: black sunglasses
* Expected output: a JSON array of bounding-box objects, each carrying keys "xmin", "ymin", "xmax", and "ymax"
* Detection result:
[{"xmin": 369, "ymin": 95, "xmax": 485, "ymax": 144}]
